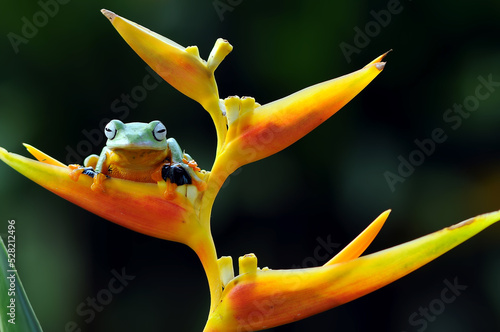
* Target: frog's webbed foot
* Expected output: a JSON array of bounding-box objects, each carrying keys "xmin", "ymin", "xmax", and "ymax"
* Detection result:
[
  {"xmin": 153, "ymin": 161, "xmax": 207, "ymax": 200},
  {"xmin": 158, "ymin": 164, "xmax": 188, "ymax": 200},
  {"xmin": 162, "ymin": 163, "xmax": 192, "ymax": 186},
  {"xmin": 69, "ymin": 165, "xmax": 96, "ymax": 181},
  {"xmin": 82, "ymin": 167, "xmax": 97, "ymax": 177},
  {"xmin": 68, "ymin": 165, "xmax": 107, "ymax": 192},
  {"xmin": 162, "ymin": 163, "xmax": 209, "ymax": 200},
  {"xmin": 69, "ymin": 151, "xmax": 98, "ymax": 181}
]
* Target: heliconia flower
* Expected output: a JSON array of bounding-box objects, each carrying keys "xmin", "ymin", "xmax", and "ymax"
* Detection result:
[
  {"xmin": 2, "ymin": 8, "xmax": 499, "ymax": 332},
  {"xmin": 204, "ymin": 209, "xmax": 500, "ymax": 331},
  {"xmin": 99, "ymin": 9, "xmax": 388, "ymax": 202},
  {"xmin": 0, "ymin": 22, "xmax": 386, "ymax": 312}
]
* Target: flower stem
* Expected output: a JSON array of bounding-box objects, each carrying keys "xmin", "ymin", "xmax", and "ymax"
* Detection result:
[{"xmin": 188, "ymin": 228, "xmax": 222, "ymax": 313}]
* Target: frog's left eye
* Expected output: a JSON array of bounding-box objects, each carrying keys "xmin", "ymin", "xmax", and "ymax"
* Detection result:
[
  {"xmin": 153, "ymin": 122, "xmax": 167, "ymax": 141},
  {"xmin": 104, "ymin": 121, "xmax": 118, "ymax": 140}
]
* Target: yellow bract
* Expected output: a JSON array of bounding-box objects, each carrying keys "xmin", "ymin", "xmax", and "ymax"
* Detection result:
[
  {"xmin": 209, "ymin": 53, "xmax": 388, "ymax": 202},
  {"xmin": 101, "ymin": 9, "xmax": 231, "ymax": 156}
]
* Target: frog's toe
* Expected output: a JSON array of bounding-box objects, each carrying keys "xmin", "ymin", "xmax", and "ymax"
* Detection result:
[
  {"xmin": 68, "ymin": 164, "xmax": 84, "ymax": 181},
  {"xmin": 90, "ymin": 173, "xmax": 107, "ymax": 192},
  {"xmin": 68, "ymin": 165, "xmax": 97, "ymax": 182},
  {"xmin": 163, "ymin": 181, "xmax": 178, "ymax": 200}
]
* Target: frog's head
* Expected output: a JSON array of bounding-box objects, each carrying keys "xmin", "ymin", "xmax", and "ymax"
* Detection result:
[{"xmin": 104, "ymin": 119, "xmax": 168, "ymax": 150}]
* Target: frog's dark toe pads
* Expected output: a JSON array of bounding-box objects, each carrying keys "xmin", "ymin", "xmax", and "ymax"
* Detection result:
[
  {"xmin": 162, "ymin": 164, "xmax": 192, "ymax": 186},
  {"xmin": 82, "ymin": 167, "xmax": 97, "ymax": 178}
]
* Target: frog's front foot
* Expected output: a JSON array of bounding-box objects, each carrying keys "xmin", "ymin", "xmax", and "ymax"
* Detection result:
[
  {"xmin": 157, "ymin": 163, "xmax": 207, "ymax": 200},
  {"xmin": 68, "ymin": 165, "xmax": 97, "ymax": 181},
  {"xmin": 161, "ymin": 163, "xmax": 201, "ymax": 200},
  {"xmin": 162, "ymin": 163, "xmax": 192, "ymax": 186},
  {"xmin": 68, "ymin": 165, "xmax": 107, "ymax": 192}
]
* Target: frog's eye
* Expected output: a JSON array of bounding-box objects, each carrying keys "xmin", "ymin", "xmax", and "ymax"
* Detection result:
[
  {"xmin": 104, "ymin": 121, "xmax": 118, "ymax": 140},
  {"xmin": 153, "ymin": 122, "xmax": 167, "ymax": 141}
]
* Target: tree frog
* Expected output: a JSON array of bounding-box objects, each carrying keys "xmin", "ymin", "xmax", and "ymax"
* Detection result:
[{"xmin": 69, "ymin": 119, "xmax": 206, "ymax": 199}]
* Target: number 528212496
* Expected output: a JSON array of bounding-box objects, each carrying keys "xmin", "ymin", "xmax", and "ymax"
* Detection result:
[{"xmin": 7, "ymin": 220, "xmax": 15, "ymax": 267}]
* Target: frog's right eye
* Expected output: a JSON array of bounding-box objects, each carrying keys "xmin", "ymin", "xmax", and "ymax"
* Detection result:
[
  {"xmin": 104, "ymin": 121, "xmax": 117, "ymax": 140},
  {"xmin": 153, "ymin": 122, "xmax": 167, "ymax": 141}
]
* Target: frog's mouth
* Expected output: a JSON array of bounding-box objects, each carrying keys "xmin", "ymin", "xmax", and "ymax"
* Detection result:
[
  {"xmin": 110, "ymin": 144, "xmax": 166, "ymax": 150},
  {"xmin": 112, "ymin": 148, "xmax": 169, "ymax": 165}
]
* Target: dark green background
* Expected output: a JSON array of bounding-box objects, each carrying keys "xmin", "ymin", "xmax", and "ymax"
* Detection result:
[{"xmin": 1, "ymin": 0, "xmax": 500, "ymax": 331}]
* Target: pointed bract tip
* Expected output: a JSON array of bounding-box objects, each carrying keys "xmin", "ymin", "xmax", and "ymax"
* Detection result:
[
  {"xmin": 22, "ymin": 143, "xmax": 66, "ymax": 167},
  {"xmin": 22, "ymin": 143, "xmax": 31, "ymax": 154},
  {"xmin": 365, "ymin": 50, "xmax": 391, "ymax": 69},
  {"xmin": 379, "ymin": 49, "xmax": 392, "ymax": 62},
  {"xmin": 324, "ymin": 209, "xmax": 391, "ymax": 266},
  {"xmin": 101, "ymin": 9, "xmax": 116, "ymax": 21},
  {"xmin": 377, "ymin": 209, "xmax": 391, "ymax": 224}
]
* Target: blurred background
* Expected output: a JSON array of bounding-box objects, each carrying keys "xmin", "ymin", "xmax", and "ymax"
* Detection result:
[{"xmin": 1, "ymin": 0, "xmax": 500, "ymax": 331}]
